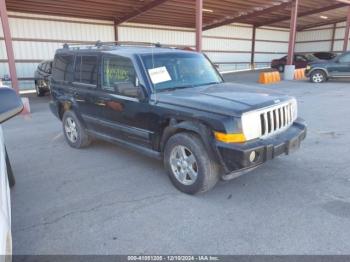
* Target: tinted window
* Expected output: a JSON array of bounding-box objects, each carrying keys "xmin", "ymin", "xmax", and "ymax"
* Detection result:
[
  {"xmin": 102, "ymin": 56, "xmax": 138, "ymax": 98},
  {"xmin": 47, "ymin": 62, "xmax": 52, "ymax": 73},
  {"xmin": 74, "ymin": 55, "xmax": 98, "ymax": 85},
  {"xmin": 295, "ymin": 55, "xmax": 307, "ymax": 62},
  {"xmin": 40, "ymin": 63, "xmax": 46, "ymax": 71},
  {"xmin": 53, "ymin": 54, "xmax": 75, "ymax": 81},
  {"xmin": 339, "ymin": 53, "xmax": 350, "ymax": 63}
]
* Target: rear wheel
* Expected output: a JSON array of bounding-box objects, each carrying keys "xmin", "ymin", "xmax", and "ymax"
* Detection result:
[
  {"xmin": 310, "ymin": 70, "xmax": 327, "ymax": 83},
  {"xmin": 62, "ymin": 111, "xmax": 91, "ymax": 148},
  {"xmin": 164, "ymin": 132, "xmax": 219, "ymax": 194}
]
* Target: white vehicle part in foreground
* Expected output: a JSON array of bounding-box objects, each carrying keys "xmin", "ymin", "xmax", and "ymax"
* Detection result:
[{"xmin": 0, "ymin": 126, "xmax": 12, "ymax": 257}]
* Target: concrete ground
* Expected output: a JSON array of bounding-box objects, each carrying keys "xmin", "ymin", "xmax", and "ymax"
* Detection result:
[{"xmin": 3, "ymin": 71, "xmax": 350, "ymax": 255}]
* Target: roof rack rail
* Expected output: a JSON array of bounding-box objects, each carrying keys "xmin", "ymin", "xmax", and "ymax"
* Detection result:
[{"xmin": 62, "ymin": 41, "xmax": 164, "ymax": 50}]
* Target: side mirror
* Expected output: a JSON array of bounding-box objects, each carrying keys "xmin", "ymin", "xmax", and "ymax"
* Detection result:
[{"xmin": 0, "ymin": 88, "xmax": 23, "ymax": 124}]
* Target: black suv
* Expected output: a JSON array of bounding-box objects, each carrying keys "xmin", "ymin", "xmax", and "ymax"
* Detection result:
[
  {"xmin": 34, "ymin": 60, "xmax": 53, "ymax": 96},
  {"xmin": 305, "ymin": 51, "xmax": 350, "ymax": 83},
  {"xmin": 49, "ymin": 42, "xmax": 306, "ymax": 194}
]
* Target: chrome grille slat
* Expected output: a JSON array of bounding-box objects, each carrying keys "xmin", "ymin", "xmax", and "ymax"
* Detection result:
[
  {"xmin": 270, "ymin": 110, "xmax": 274, "ymax": 131},
  {"xmin": 276, "ymin": 109, "xmax": 280, "ymax": 129},
  {"xmin": 263, "ymin": 112, "xmax": 268, "ymax": 136}
]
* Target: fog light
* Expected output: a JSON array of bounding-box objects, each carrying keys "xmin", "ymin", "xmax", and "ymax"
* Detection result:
[{"xmin": 249, "ymin": 151, "xmax": 257, "ymax": 163}]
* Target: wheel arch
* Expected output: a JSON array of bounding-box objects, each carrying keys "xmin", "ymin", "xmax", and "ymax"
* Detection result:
[
  {"xmin": 160, "ymin": 119, "xmax": 220, "ymax": 163},
  {"xmin": 309, "ymin": 67, "xmax": 329, "ymax": 77},
  {"xmin": 58, "ymin": 100, "xmax": 85, "ymax": 127}
]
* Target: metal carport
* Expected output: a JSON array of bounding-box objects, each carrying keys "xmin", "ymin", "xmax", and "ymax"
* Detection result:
[{"xmin": 1, "ymin": 0, "xmax": 350, "ymax": 91}]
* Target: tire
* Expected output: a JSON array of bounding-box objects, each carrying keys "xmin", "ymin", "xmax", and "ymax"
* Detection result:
[
  {"xmin": 35, "ymin": 80, "xmax": 46, "ymax": 97},
  {"xmin": 278, "ymin": 65, "xmax": 285, "ymax": 73},
  {"xmin": 62, "ymin": 110, "xmax": 91, "ymax": 148},
  {"xmin": 310, "ymin": 70, "xmax": 327, "ymax": 83},
  {"xmin": 5, "ymin": 148, "xmax": 15, "ymax": 188},
  {"xmin": 164, "ymin": 132, "xmax": 220, "ymax": 194}
]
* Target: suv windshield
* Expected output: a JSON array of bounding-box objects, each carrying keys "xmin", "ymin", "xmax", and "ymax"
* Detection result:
[{"xmin": 141, "ymin": 52, "xmax": 223, "ymax": 91}]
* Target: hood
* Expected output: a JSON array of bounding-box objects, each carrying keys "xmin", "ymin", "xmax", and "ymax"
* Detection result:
[{"xmin": 154, "ymin": 82, "xmax": 291, "ymax": 117}]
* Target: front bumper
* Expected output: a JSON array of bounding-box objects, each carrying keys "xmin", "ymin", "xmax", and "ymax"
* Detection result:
[{"xmin": 215, "ymin": 118, "xmax": 307, "ymax": 179}]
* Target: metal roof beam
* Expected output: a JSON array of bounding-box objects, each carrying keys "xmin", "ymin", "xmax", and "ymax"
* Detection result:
[
  {"xmin": 203, "ymin": 1, "xmax": 292, "ymax": 31},
  {"xmin": 115, "ymin": 0, "xmax": 170, "ymax": 25},
  {"xmin": 256, "ymin": 3, "xmax": 348, "ymax": 27}
]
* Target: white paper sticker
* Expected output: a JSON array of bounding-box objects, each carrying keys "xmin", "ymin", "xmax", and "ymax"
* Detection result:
[{"xmin": 148, "ymin": 66, "xmax": 172, "ymax": 84}]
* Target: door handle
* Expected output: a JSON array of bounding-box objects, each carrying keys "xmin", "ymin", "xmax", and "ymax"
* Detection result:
[{"xmin": 95, "ymin": 101, "xmax": 106, "ymax": 106}]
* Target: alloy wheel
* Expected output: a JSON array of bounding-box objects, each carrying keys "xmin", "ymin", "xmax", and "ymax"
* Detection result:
[
  {"xmin": 312, "ymin": 73, "xmax": 324, "ymax": 83},
  {"xmin": 64, "ymin": 117, "xmax": 78, "ymax": 143},
  {"xmin": 170, "ymin": 145, "xmax": 198, "ymax": 186}
]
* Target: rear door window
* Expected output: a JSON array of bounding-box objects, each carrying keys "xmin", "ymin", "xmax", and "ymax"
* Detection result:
[
  {"xmin": 74, "ymin": 55, "xmax": 98, "ymax": 86},
  {"xmin": 53, "ymin": 54, "xmax": 75, "ymax": 81},
  {"xmin": 339, "ymin": 54, "xmax": 350, "ymax": 63},
  {"xmin": 295, "ymin": 55, "xmax": 307, "ymax": 62}
]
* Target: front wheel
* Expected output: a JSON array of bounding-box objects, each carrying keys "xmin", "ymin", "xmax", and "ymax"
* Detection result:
[
  {"xmin": 310, "ymin": 70, "xmax": 327, "ymax": 83},
  {"xmin": 164, "ymin": 132, "xmax": 220, "ymax": 194},
  {"xmin": 35, "ymin": 80, "xmax": 46, "ymax": 97}
]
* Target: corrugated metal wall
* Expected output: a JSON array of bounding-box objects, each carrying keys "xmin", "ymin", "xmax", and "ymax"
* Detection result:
[
  {"xmin": 1, "ymin": 12, "xmax": 290, "ymax": 90},
  {"xmin": 0, "ymin": 12, "xmax": 114, "ymax": 89},
  {"xmin": 295, "ymin": 22, "xmax": 349, "ymax": 53},
  {"xmin": 119, "ymin": 23, "xmax": 289, "ymax": 72}
]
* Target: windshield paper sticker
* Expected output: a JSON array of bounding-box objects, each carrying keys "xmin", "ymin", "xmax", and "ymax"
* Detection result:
[{"xmin": 148, "ymin": 67, "xmax": 171, "ymax": 84}]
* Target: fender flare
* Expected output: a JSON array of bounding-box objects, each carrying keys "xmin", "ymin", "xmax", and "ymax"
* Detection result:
[
  {"xmin": 58, "ymin": 100, "xmax": 87, "ymax": 128},
  {"xmin": 309, "ymin": 67, "xmax": 329, "ymax": 77},
  {"xmin": 160, "ymin": 119, "xmax": 221, "ymax": 164}
]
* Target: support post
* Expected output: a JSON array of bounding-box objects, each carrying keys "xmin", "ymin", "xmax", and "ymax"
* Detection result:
[
  {"xmin": 330, "ymin": 23, "xmax": 336, "ymax": 52},
  {"xmin": 114, "ymin": 20, "xmax": 119, "ymax": 42},
  {"xmin": 285, "ymin": 0, "xmax": 299, "ymax": 80},
  {"xmin": 251, "ymin": 26, "xmax": 256, "ymax": 70},
  {"xmin": 0, "ymin": 0, "xmax": 19, "ymax": 93},
  {"xmin": 195, "ymin": 0, "xmax": 203, "ymax": 52},
  {"xmin": 343, "ymin": 6, "xmax": 350, "ymax": 52}
]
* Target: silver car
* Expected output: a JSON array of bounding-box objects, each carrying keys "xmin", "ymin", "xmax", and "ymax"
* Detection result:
[{"xmin": 0, "ymin": 87, "xmax": 23, "ymax": 257}]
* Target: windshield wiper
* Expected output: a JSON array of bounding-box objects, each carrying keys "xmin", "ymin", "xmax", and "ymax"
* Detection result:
[
  {"xmin": 192, "ymin": 81, "xmax": 221, "ymax": 87},
  {"xmin": 157, "ymin": 85, "xmax": 193, "ymax": 92}
]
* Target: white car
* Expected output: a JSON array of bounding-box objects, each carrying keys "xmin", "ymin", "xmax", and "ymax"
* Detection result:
[{"xmin": 0, "ymin": 87, "xmax": 23, "ymax": 257}]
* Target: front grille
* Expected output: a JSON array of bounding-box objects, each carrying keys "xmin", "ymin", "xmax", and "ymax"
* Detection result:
[
  {"xmin": 241, "ymin": 99, "xmax": 297, "ymax": 141},
  {"xmin": 259, "ymin": 103, "xmax": 294, "ymax": 137}
]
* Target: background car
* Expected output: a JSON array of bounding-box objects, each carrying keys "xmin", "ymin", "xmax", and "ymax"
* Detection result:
[
  {"xmin": 0, "ymin": 86, "xmax": 23, "ymax": 256},
  {"xmin": 271, "ymin": 54, "xmax": 317, "ymax": 72},
  {"xmin": 34, "ymin": 60, "xmax": 52, "ymax": 97},
  {"xmin": 312, "ymin": 52, "xmax": 337, "ymax": 60},
  {"xmin": 305, "ymin": 51, "xmax": 350, "ymax": 83}
]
